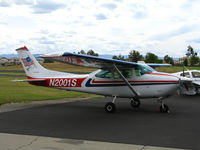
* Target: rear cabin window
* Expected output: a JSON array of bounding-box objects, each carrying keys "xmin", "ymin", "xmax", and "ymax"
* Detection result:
[
  {"xmin": 180, "ymin": 72, "xmax": 190, "ymax": 78},
  {"xmin": 192, "ymin": 72, "xmax": 200, "ymax": 78}
]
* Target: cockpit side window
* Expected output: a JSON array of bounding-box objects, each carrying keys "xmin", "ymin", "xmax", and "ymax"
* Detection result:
[
  {"xmin": 95, "ymin": 64, "xmax": 155, "ymax": 78},
  {"xmin": 95, "ymin": 69, "xmax": 132, "ymax": 79},
  {"xmin": 113, "ymin": 69, "xmax": 132, "ymax": 79},
  {"xmin": 180, "ymin": 72, "xmax": 190, "ymax": 78},
  {"xmin": 95, "ymin": 70, "xmax": 112, "ymax": 78},
  {"xmin": 192, "ymin": 72, "xmax": 200, "ymax": 78}
]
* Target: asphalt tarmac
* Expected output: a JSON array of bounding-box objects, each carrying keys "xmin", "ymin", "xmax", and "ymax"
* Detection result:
[{"xmin": 0, "ymin": 95, "xmax": 199, "ymax": 149}]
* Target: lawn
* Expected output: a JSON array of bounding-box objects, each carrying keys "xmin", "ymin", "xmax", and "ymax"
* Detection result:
[
  {"xmin": 0, "ymin": 62, "xmax": 96, "ymax": 73},
  {"xmin": 0, "ymin": 72, "xmax": 25, "ymax": 76},
  {"xmin": 156, "ymin": 66, "xmax": 200, "ymax": 73},
  {"xmin": 0, "ymin": 63, "xmax": 199, "ymax": 105},
  {"xmin": 1, "ymin": 63, "xmax": 200, "ymax": 73},
  {"xmin": 0, "ymin": 77, "xmax": 94, "ymax": 105}
]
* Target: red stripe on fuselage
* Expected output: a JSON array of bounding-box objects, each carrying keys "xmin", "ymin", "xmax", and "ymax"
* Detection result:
[
  {"xmin": 147, "ymin": 72, "xmax": 179, "ymax": 79},
  {"xmin": 27, "ymin": 76, "xmax": 86, "ymax": 87}
]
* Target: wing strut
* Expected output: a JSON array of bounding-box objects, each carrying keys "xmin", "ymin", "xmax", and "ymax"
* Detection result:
[{"xmin": 113, "ymin": 64, "xmax": 139, "ymax": 99}]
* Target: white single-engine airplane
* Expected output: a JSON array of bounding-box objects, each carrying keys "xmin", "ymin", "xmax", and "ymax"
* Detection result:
[
  {"xmin": 15, "ymin": 46, "xmax": 180, "ymax": 113},
  {"xmin": 172, "ymin": 70, "xmax": 200, "ymax": 95}
]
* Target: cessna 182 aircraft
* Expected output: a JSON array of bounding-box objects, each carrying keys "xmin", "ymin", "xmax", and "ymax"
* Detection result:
[{"xmin": 15, "ymin": 46, "xmax": 180, "ymax": 113}]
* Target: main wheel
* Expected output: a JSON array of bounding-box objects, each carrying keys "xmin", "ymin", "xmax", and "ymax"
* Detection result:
[
  {"xmin": 131, "ymin": 99, "xmax": 140, "ymax": 108},
  {"xmin": 160, "ymin": 104, "xmax": 169, "ymax": 113},
  {"xmin": 105, "ymin": 102, "xmax": 116, "ymax": 113}
]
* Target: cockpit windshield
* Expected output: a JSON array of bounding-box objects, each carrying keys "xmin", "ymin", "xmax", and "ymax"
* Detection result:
[
  {"xmin": 192, "ymin": 72, "xmax": 200, "ymax": 78},
  {"xmin": 136, "ymin": 64, "xmax": 155, "ymax": 75}
]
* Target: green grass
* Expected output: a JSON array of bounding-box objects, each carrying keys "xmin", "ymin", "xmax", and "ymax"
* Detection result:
[
  {"xmin": 0, "ymin": 62, "xmax": 96, "ymax": 73},
  {"xmin": 0, "ymin": 77, "xmax": 94, "ymax": 105},
  {"xmin": 0, "ymin": 72, "xmax": 25, "ymax": 76},
  {"xmin": 0, "ymin": 63, "xmax": 200, "ymax": 105},
  {"xmin": 1, "ymin": 63, "xmax": 200, "ymax": 73},
  {"xmin": 156, "ymin": 66, "xmax": 200, "ymax": 73}
]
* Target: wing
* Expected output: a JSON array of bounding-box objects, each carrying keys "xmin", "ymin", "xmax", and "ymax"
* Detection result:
[
  {"xmin": 137, "ymin": 61, "xmax": 171, "ymax": 68},
  {"xmin": 41, "ymin": 52, "xmax": 139, "ymax": 69},
  {"xmin": 193, "ymin": 81, "xmax": 200, "ymax": 86}
]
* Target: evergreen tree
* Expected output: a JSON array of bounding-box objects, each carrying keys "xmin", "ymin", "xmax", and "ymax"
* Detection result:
[
  {"xmin": 164, "ymin": 55, "xmax": 174, "ymax": 65},
  {"xmin": 183, "ymin": 58, "xmax": 188, "ymax": 66},
  {"xmin": 186, "ymin": 45, "xmax": 199, "ymax": 66}
]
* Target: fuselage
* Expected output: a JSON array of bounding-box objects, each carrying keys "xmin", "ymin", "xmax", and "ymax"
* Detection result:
[
  {"xmin": 28, "ymin": 69, "xmax": 179, "ymax": 99},
  {"xmin": 16, "ymin": 46, "xmax": 179, "ymax": 99}
]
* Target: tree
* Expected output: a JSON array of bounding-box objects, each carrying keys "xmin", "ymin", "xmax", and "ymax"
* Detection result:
[
  {"xmin": 145, "ymin": 52, "xmax": 158, "ymax": 63},
  {"xmin": 87, "ymin": 50, "xmax": 98, "ymax": 56},
  {"xmin": 169, "ymin": 58, "xmax": 174, "ymax": 65},
  {"xmin": 78, "ymin": 50, "xmax": 86, "ymax": 55},
  {"xmin": 128, "ymin": 50, "xmax": 143, "ymax": 62},
  {"xmin": 164, "ymin": 55, "xmax": 170, "ymax": 63},
  {"xmin": 191, "ymin": 56, "xmax": 199, "ymax": 66},
  {"xmin": 164, "ymin": 55, "xmax": 174, "ymax": 65},
  {"xmin": 186, "ymin": 45, "xmax": 199, "ymax": 66},
  {"xmin": 156, "ymin": 59, "xmax": 163, "ymax": 63},
  {"xmin": 112, "ymin": 54, "xmax": 125, "ymax": 60},
  {"xmin": 183, "ymin": 58, "xmax": 188, "ymax": 66}
]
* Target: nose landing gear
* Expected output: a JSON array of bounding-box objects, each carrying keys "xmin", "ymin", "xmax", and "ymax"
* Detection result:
[
  {"xmin": 130, "ymin": 98, "xmax": 141, "ymax": 108},
  {"xmin": 158, "ymin": 97, "xmax": 170, "ymax": 113},
  {"xmin": 105, "ymin": 102, "xmax": 116, "ymax": 113}
]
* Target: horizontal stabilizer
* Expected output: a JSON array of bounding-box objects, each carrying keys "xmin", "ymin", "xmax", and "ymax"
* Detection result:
[{"xmin": 12, "ymin": 79, "xmax": 46, "ymax": 82}]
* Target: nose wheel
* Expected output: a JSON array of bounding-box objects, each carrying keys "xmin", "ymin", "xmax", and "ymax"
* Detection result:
[
  {"xmin": 160, "ymin": 104, "xmax": 169, "ymax": 113},
  {"xmin": 105, "ymin": 102, "xmax": 116, "ymax": 113},
  {"xmin": 158, "ymin": 97, "xmax": 170, "ymax": 113},
  {"xmin": 130, "ymin": 98, "xmax": 140, "ymax": 108}
]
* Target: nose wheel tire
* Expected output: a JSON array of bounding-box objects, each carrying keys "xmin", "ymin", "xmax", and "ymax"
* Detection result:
[
  {"xmin": 160, "ymin": 104, "xmax": 169, "ymax": 113},
  {"xmin": 131, "ymin": 99, "xmax": 140, "ymax": 108},
  {"xmin": 105, "ymin": 102, "xmax": 116, "ymax": 113}
]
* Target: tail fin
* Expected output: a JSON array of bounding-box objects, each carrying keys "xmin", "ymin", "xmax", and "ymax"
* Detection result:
[{"xmin": 16, "ymin": 46, "xmax": 71, "ymax": 78}]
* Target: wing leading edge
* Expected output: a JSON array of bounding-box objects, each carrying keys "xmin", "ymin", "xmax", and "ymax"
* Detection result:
[
  {"xmin": 41, "ymin": 52, "xmax": 171, "ymax": 69},
  {"xmin": 41, "ymin": 52, "xmax": 139, "ymax": 69}
]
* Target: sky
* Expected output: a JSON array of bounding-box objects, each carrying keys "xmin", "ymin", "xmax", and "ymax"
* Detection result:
[{"xmin": 0, "ymin": 0, "xmax": 200, "ymax": 58}]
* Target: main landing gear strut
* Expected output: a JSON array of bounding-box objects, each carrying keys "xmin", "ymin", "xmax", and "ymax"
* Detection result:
[
  {"xmin": 105, "ymin": 96, "xmax": 141, "ymax": 113},
  {"xmin": 105, "ymin": 96, "xmax": 117, "ymax": 113}
]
